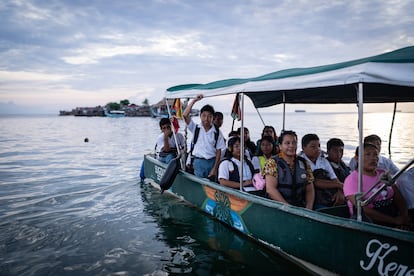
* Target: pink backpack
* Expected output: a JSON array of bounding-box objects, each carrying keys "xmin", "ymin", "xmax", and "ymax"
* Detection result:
[{"xmin": 253, "ymin": 173, "xmax": 266, "ymax": 190}]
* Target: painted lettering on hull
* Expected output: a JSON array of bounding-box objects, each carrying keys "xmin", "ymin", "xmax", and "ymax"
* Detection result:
[
  {"xmin": 360, "ymin": 239, "xmax": 413, "ymax": 275},
  {"xmin": 155, "ymin": 166, "xmax": 165, "ymax": 182}
]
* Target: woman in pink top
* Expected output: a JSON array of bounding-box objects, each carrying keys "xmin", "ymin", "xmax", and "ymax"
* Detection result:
[{"xmin": 344, "ymin": 143, "xmax": 410, "ymax": 229}]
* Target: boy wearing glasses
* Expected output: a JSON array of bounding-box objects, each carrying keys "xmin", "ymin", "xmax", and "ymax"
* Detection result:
[{"xmin": 155, "ymin": 117, "xmax": 186, "ymax": 164}]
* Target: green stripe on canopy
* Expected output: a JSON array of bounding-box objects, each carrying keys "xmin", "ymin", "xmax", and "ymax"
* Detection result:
[{"xmin": 166, "ymin": 46, "xmax": 414, "ymax": 107}]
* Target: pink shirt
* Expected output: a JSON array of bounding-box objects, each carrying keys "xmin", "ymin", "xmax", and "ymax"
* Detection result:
[{"xmin": 343, "ymin": 169, "xmax": 394, "ymax": 216}]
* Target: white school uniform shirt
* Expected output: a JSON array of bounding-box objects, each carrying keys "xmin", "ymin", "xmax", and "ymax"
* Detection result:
[
  {"xmin": 251, "ymin": 156, "xmax": 261, "ymax": 171},
  {"xmin": 298, "ymin": 151, "xmax": 337, "ymax": 180},
  {"xmin": 155, "ymin": 132, "xmax": 185, "ymax": 152},
  {"xmin": 218, "ymin": 157, "xmax": 253, "ymax": 181},
  {"xmin": 396, "ymin": 167, "xmax": 414, "ymax": 209},
  {"xmin": 188, "ymin": 120, "xmax": 225, "ymax": 159}
]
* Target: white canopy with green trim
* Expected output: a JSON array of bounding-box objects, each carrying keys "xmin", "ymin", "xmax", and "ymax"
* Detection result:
[{"xmin": 166, "ymin": 46, "xmax": 414, "ymax": 107}]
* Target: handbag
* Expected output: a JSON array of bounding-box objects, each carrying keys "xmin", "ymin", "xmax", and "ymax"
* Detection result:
[{"xmin": 252, "ymin": 173, "xmax": 266, "ymax": 190}]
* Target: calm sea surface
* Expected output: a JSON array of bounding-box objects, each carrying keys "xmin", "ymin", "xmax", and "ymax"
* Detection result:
[{"xmin": 0, "ymin": 112, "xmax": 412, "ymax": 275}]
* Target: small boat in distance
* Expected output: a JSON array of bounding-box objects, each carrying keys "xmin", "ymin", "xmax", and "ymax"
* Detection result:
[
  {"xmin": 295, "ymin": 109, "xmax": 306, "ymax": 112},
  {"xmin": 104, "ymin": 109, "xmax": 125, "ymax": 118}
]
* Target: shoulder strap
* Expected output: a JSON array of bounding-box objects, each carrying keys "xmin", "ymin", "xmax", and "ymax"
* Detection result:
[
  {"xmin": 193, "ymin": 126, "xmax": 200, "ymax": 145},
  {"xmin": 296, "ymin": 156, "xmax": 307, "ymax": 170},
  {"xmin": 214, "ymin": 125, "xmax": 220, "ymax": 147},
  {"xmin": 189, "ymin": 126, "xmax": 201, "ymax": 156},
  {"xmin": 244, "ymin": 156, "xmax": 255, "ymax": 175}
]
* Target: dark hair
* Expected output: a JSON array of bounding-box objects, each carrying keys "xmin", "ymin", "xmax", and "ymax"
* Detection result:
[
  {"xmin": 301, "ymin": 133, "xmax": 319, "ymax": 148},
  {"xmin": 227, "ymin": 136, "xmax": 240, "ymax": 148},
  {"xmin": 257, "ymin": 135, "xmax": 275, "ymax": 156},
  {"xmin": 260, "ymin": 135, "xmax": 275, "ymax": 145},
  {"xmin": 364, "ymin": 142, "xmax": 379, "ymax": 151},
  {"xmin": 354, "ymin": 143, "xmax": 379, "ymax": 157},
  {"xmin": 327, "ymin": 138, "xmax": 344, "ymax": 151},
  {"xmin": 278, "ymin": 130, "xmax": 297, "ymax": 144},
  {"xmin": 214, "ymin": 111, "xmax": 223, "ymax": 119},
  {"xmin": 364, "ymin": 134, "xmax": 381, "ymax": 144},
  {"xmin": 200, "ymin": 104, "xmax": 215, "ymax": 115},
  {"xmin": 237, "ymin": 127, "xmax": 249, "ymax": 134},
  {"xmin": 261, "ymin": 126, "xmax": 277, "ymax": 138},
  {"xmin": 159, "ymin": 118, "xmax": 171, "ymax": 128},
  {"xmin": 228, "ymin": 130, "xmax": 239, "ymax": 138},
  {"xmin": 224, "ymin": 136, "xmax": 241, "ymax": 159}
]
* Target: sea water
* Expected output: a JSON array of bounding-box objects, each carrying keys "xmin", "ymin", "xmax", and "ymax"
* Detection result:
[{"xmin": 0, "ymin": 112, "xmax": 412, "ymax": 275}]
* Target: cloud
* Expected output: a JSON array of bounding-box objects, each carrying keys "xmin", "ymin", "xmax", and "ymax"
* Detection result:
[
  {"xmin": 61, "ymin": 32, "xmax": 213, "ymax": 65},
  {"xmin": 0, "ymin": 0, "xmax": 413, "ymax": 114},
  {"xmin": 0, "ymin": 70, "xmax": 68, "ymax": 82}
]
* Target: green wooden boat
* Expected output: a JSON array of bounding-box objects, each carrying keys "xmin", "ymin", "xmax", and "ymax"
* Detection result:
[
  {"xmin": 143, "ymin": 46, "xmax": 414, "ymax": 275},
  {"xmin": 144, "ymin": 155, "xmax": 413, "ymax": 275}
]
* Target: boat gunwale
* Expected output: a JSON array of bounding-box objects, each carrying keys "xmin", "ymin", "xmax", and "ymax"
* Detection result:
[{"xmin": 145, "ymin": 154, "xmax": 414, "ymax": 242}]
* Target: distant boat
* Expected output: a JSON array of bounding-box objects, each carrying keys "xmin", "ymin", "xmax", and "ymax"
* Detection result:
[
  {"xmin": 190, "ymin": 108, "xmax": 200, "ymax": 116},
  {"xmin": 295, "ymin": 109, "xmax": 306, "ymax": 112},
  {"xmin": 104, "ymin": 110, "xmax": 125, "ymax": 118},
  {"xmin": 149, "ymin": 107, "xmax": 168, "ymax": 118}
]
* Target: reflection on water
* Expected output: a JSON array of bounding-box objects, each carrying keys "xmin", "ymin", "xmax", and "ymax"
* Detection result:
[
  {"xmin": 140, "ymin": 182, "xmax": 312, "ymax": 275},
  {"xmin": 0, "ymin": 113, "xmax": 412, "ymax": 275}
]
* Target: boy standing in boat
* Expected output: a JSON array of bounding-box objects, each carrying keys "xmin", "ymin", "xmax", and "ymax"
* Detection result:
[{"xmin": 183, "ymin": 94, "xmax": 225, "ymax": 180}]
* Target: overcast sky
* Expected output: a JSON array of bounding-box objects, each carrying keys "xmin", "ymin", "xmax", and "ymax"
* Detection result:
[{"xmin": 1, "ymin": 0, "xmax": 413, "ymax": 114}]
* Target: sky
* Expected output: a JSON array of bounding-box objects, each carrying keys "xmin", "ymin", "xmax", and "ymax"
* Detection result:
[{"xmin": 1, "ymin": 0, "xmax": 414, "ymax": 114}]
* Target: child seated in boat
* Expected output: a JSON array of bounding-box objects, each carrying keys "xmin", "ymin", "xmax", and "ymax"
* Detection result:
[
  {"xmin": 255, "ymin": 126, "xmax": 279, "ymax": 155},
  {"xmin": 349, "ymin": 134, "xmax": 399, "ymax": 175},
  {"xmin": 237, "ymin": 127, "xmax": 257, "ymax": 159},
  {"xmin": 218, "ymin": 137, "xmax": 256, "ymax": 192},
  {"xmin": 263, "ymin": 130, "xmax": 315, "ymax": 209},
  {"xmin": 326, "ymin": 138, "xmax": 351, "ymax": 183},
  {"xmin": 251, "ymin": 135, "xmax": 275, "ymax": 192},
  {"xmin": 299, "ymin": 134, "xmax": 345, "ymax": 209},
  {"xmin": 155, "ymin": 118, "xmax": 186, "ymax": 164},
  {"xmin": 252, "ymin": 135, "xmax": 275, "ymax": 171},
  {"xmin": 344, "ymin": 142, "xmax": 411, "ymax": 229}
]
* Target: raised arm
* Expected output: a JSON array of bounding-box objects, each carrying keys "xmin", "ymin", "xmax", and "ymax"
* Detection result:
[{"xmin": 183, "ymin": 94, "xmax": 203, "ymax": 124}]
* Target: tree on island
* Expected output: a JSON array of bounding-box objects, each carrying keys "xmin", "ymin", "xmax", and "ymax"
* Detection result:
[
  {"xmin": 120, "ymin": 99, "xmax": 130, "ymax": 106},
  {"xmin": 142, "ymin": 98, "xmax": 149, "ymax": 105},
  {"xmin": 107, "ymin": 102, "xmax": 121, "ymax": 110}
]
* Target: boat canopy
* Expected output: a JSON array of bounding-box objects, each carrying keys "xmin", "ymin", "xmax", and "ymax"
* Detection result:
[{"xmin": 166, "ymin": 46, "xmax": 414, "ymax": 107}]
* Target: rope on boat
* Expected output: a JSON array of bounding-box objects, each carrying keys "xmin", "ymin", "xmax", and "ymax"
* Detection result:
[{"xmin": 388, "ymin": 102, "xmax": 397, "ymax": 158}]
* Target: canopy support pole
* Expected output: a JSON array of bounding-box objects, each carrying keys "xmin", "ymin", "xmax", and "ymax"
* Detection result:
[
  {"xmin": 166, "ymin": 98, "xmax": 184, "ymax": 169},
  {"xmin": 388, "ymin": 102, "xmax": 397, "ymax": 159},
  {"xmin": 356, "ymin": 83, "xmax": 364, "ymax": 222},
  {"xmin": 282, "ymin": 92, "xmax": 286, "ymax": 131},
  {"xmin": 255, "ymin": 107, "xmax": 266, "ymax": 127},
  {"xmin": 240, "ymin": 93, "xmax": 245, "ymax": 191}
]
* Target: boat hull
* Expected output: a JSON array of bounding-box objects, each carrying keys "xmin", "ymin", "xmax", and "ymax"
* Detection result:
[{"xmin": 144, "ymin": 155, "xmax": 414, "ymax": 275}]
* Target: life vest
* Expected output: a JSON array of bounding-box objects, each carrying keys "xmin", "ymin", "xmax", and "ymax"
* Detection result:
[
  {"xmin": 328, "ymin": 159, "xmax": 351, "ymax": 182},
  {"xmin": 272, "ymin": 156, "xmax": 308, "ymax": 207},
  {"xmin": 222, "ymin": 157, "xmax": 255, "ymax": 183}
]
